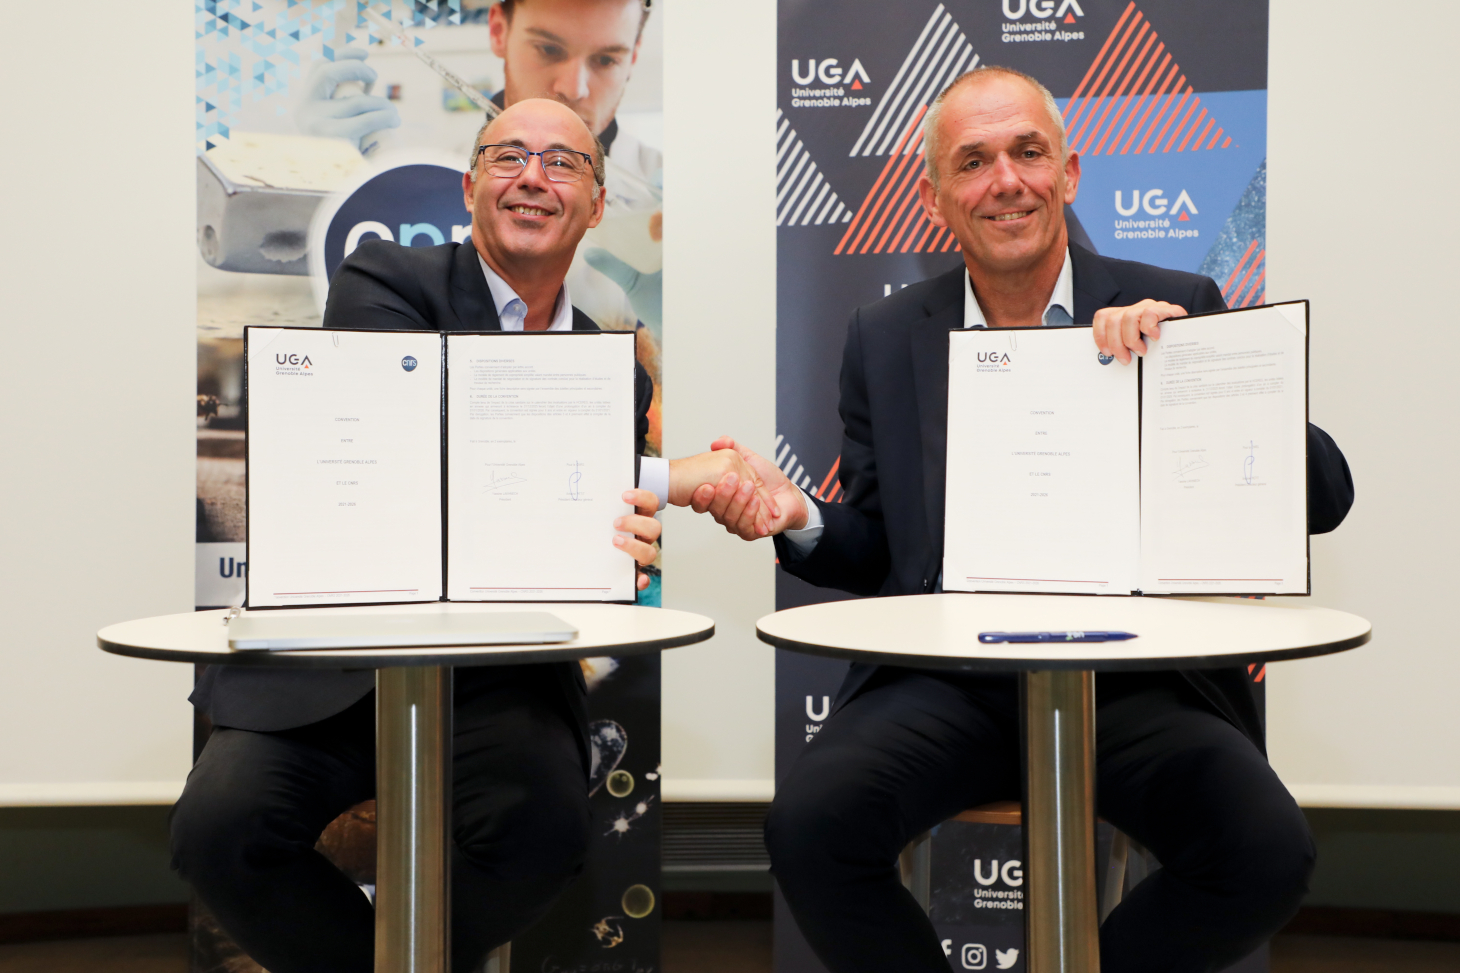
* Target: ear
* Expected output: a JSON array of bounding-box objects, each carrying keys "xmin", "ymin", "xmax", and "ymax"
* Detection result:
[
  {"xmin": 586, "ymin": 182, "xmax": 607, "ymax": 229},
  {"xmin": 462, "ymin": 170, "xmax": 476, "ymax": 216},
  {"xmin": 488, "ymin": 3, "xmax": 509, "ymax": 59},
  {"xmin": 1063, "ymin": 150, "xmax": 1081, "ymax": 205},
  {"xmin": 916, "ymin": 172, "xmax": 949, "ymax": 229}
]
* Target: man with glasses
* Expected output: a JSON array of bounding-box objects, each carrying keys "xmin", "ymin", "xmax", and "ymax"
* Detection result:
[{"xmin": 172, "ymin": 98, "xmax": 764, "ymax": 973}]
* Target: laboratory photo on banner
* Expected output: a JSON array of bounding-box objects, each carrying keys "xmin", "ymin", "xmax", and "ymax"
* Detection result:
[
  {"xmin": 774, "ymin": 2, "xmax": 1270, "ymax": 971},
  {"xmin": 194, "ymin": 1, "xmax": 665, "ymax": 969}
]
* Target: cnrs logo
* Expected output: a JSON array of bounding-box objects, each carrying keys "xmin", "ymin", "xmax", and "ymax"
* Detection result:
[
  {"xmin": 1003, "ymin": 0, "xmax": 1084, "ymax": 22},
  {"xmin": 977, "ymin": 351, "xmax": 1013, "ymax": 364},
  {"xmin": 276, "ymin": 354, "xmax": 313, "ymax": 367},
  {"xmin": 791, "ymin": 57, "xmax": 872, "ymax": 89},
  {"xmin": 1115, "ymin": 188, "xmax": 1199, "ymax": 220}
]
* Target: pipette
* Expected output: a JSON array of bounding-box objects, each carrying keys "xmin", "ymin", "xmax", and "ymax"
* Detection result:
[{"xmin": 359, "ymin": 7, "xmax": 662, "ymax": 203}]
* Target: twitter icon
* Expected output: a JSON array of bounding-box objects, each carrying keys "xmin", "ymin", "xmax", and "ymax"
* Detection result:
[{"xmin": 995, "ymin": 947, "xmax": 1020, "ymax": 969}]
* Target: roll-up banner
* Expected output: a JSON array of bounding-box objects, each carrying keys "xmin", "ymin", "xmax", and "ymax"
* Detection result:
[
  {"xmin": 194, "ymin": 1, "xmax": 665, "ymax": 969},
  {"xmin": 775, "ymin": 3, "xmax": 1270, "ymax": 971}
]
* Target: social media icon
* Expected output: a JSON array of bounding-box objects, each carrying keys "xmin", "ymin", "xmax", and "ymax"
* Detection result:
[
  {"xmin": 995, "ymin": 947, "xmax": 1020, "ymax": 969},
  {"xmin": 961, "ymin": 943, "xmax": 988, "ymax": 970},
  {"xmin": 942, "ymin": 940, "xmax": 953, "ymax": 957}
]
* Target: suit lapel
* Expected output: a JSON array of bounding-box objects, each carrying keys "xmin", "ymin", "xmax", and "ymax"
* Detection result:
[
  {"xmin": 1070, "ymin": 242, "xmax": 1122, "ymax": 323},
  {"xmin": 448, "ymin": 241, "xmax": 502, "ymax": 332},
  {"xmin": 910, "ymin": 267, "xmax": 966, "ymax": 566}
]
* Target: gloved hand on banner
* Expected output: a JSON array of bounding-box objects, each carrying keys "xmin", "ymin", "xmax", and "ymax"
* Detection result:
[
  {"xmin": 295, "ymin": 48, "xmax": 400, "ymax": 150},
  {"xmin": 584, "ymin": 247, "xmax": 662, "ymax": 331}
]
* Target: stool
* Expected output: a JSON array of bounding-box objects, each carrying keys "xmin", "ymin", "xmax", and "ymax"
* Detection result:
[{"xmin": 899, "ymin": 802, "xmax": 1152, "ymax": 924}]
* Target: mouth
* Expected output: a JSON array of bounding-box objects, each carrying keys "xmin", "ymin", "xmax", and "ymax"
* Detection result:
[
  {"xmin": 506, "ymin": 204, "xmax": 554, "ymax": 217},
  {"xmin": 986, "ymin": 210, "xmax": 1033, "ymax": 222}
]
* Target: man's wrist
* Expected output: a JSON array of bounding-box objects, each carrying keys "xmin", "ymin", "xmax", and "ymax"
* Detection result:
[{"xmin": 786, "ymin": 485, "xmax": 812, "ymax": 531}]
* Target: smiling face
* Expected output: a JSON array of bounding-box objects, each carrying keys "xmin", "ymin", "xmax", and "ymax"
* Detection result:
[
  {"xmin": 917, "ymin": 73, "xmax": 1081, "ymax": 277},
  {"xmin": 462, "ymin": 98, "xmax": 605, "ymax": 271},
  {"xmin": 489, "ymin": 0, "xmax": 643, "ymax": 137}
]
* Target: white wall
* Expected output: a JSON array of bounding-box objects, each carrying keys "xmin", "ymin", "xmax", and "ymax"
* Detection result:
[
  {"xmin": 1265, "ymin": 0, "xmax": 1460, "ymax": 807},
  {"xmin": 659, "ymin": 0, "xmax": 779, "ymax": 801},
  {"xmin": 0, "ymin": 2, "xmax": 196, "ymax": 804}
]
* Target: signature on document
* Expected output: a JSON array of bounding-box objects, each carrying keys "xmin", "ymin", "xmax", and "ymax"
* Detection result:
[
  {"xmin": 567, "ymin": 460, "xmax": 584, "ymax": 500},
  {"xmin": 1243, "ymin": 441, "xmax": 1258, "ymax": 485},
  {"xmin": 487, "ymin": 470, "xmax": 528, "ymax": 492},
  {"xmin": 1171, "ymin": 456, "xmax": 1209, "ymax": 478}
]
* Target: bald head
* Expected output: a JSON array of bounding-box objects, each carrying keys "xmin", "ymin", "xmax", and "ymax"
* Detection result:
[
  {"xmin": 924, "ymin": 67, "xmax": 1066, "ymax": 189},
  {"xmin": 470, "ymin": 98, "xmax": 606, "ymax": 188}
]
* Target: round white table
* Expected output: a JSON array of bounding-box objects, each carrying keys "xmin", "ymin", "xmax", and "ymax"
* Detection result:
[
  {"xmin": 99, "ymin": 602, "xmax": 715, "ymax": 973},
  {"xmin": 756, "ymin": 593, "xmax": 1370, "ymax": 973}
]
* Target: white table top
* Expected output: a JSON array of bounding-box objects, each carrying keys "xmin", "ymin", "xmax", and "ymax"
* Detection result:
[
  {"xmin": 756, "ymin": 594, "xmax": 1369, "ymax": 672},
  {"xmin": 98, "ymin": 602, "xmax": 715, "ymax": 670}
]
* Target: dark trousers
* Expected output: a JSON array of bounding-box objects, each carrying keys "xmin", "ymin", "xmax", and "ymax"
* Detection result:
[
  {"xmin": 766, "ymin": 669, "xmax": 1315, "ymax": 973},
  {"xmin": 170, "ymin": 665, "xmax": 590, "ymax": 973}
]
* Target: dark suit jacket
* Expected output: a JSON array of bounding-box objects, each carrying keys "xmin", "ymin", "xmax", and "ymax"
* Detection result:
[
  {"xmin": 191, "ymin": 240, "xmax": 654, "ymax": 761},
  {"xmin": 773, "ymin": 243, "xmax": 1355, "ymax": 750}
]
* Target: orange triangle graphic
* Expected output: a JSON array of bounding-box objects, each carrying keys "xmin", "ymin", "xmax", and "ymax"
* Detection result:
[
  {"xmin": 1064, "ymin": 13, "xmax": 1077, "ymax": 23},
  {"xmin": 851, "ymin": 79, "xmax": 863, "ymax": 90},
  {"xmin": 1060, "ymin": 3, "xmax": 1234, "ymax": 157},
  {"xmin": 1177, "ymin": 211, "xmax": 1189, "ymax": 221}
]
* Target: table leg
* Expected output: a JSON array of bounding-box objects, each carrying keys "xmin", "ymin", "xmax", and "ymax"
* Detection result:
[
  {"xmin": 376, "ymin": 666, "xmax": 452, "ymax": 973},
  {"xmin": 1021, "ymin": 670, "xmax": 1099, "ymax": 973}
]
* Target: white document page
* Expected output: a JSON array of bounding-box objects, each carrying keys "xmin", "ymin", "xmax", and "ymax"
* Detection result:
[
  {"xmin": 445, "ymin": 332, "xmax": 637, "ymax": 602},
  {"xmin": 944, "ymin": 327, "xmax": 1140, "ymax": 595},
  {"xmin": 1139, "ymin": 303, "xmax": 1308, "ymax": 594},
  {"xmin": 246, "ymin": 328, "xmax": 443, "ymax": 607}
]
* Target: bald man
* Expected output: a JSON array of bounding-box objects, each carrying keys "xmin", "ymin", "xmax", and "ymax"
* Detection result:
[
  {"xmin": 691, "ymin": 69, "xmax": 1354, "ymax": 973},
  {"xmin": 172, "ymin": 99, "xmax": 758, "ymax": 973}
]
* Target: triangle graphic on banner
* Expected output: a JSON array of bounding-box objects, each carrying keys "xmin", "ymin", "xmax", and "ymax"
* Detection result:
[
  {"xmin": 834, "ymin": 3, "xmax": 979, "ymax": 255},
  {"xmin": 1062, "ymin": 1, "xmax": 1237, "ymax": 157},
  {"xmin": 776, "ymin": 110, "xmax": 852, "ymax": 227},
  {"xmin": 1064, "ymin": 13, "xmax": 1077, "ymax": 23},
  {"xmin": 851, "ymin": 79, "xmax": 863, "ymax": 90}
]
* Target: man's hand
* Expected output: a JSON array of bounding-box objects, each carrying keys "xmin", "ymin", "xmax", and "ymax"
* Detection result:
[
  {"xmin": 668, "ymin": 449, "xmax": 778, "ymax": 537},
  {"xmin": 690, "ymin": 437, "xmax": 809, "ymax": 540},
  {"xmin": 1092, "ymin": 299, "xmax": 1188, "ymax": 365},
  {"xmin": 614, "ymin": 489, "xmax": 662, "ymax": 591}
]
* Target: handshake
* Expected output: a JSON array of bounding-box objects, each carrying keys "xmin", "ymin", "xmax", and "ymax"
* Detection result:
[
  {"xmin": 614, "ymin": 438, "xmax": 812, "ymax": 591},
  {"xmin": 667, "ymin": 436, "xmax": 811, "ymax": 539}
]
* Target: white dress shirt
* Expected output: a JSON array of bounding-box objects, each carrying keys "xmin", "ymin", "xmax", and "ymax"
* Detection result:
[
  {"xmin": 784, "ymin": 249, "xmax": 1076, "ymax": 552},
  {"xmin": 477, "ymin": 252, "xmax": 668, "ymax": 509}
]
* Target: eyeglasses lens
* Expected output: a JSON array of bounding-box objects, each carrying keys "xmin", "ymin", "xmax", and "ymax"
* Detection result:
[{"xmin": 480, "ymin": 147, "xmax": 587, "ymax": 183}]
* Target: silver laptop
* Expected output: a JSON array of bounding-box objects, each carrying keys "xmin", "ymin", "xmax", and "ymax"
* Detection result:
[{"xmin": 228, "ymin": 611, "xmax": 578, "ymax": 651}]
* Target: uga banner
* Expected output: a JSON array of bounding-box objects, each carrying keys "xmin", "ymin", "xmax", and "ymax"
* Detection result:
[{"xmin": 774, "ymin": 2, "xmax": 1269, "ymax": 971}]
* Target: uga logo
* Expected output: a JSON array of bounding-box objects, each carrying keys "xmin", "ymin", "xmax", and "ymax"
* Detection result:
[
  {"xmin": 276, "ymin": 354, "xmax": 313, "ymax": 367},
  {"xmin": 791, "ymin": 58, "xmax": 872, "ymax": 89},
  {"xmin": 977, "ymin": 352, "xmax": 1013, "ymax": 364},
  {"xmin": 1004, "ymin": 0, "xmax": 1084, "ymax": 20},
  {"xmin": 1115, "ymin": 189, "xmax": 1199, "ymax": 219}
]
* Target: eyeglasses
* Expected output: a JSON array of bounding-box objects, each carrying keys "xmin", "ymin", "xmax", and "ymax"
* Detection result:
[{"xmin": 476, "ymin": 144, "xmax": 596, "ymax": 184}]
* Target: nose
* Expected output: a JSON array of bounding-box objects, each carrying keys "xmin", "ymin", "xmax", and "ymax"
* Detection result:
[
  {"xmin": 549, "ymin": 57, "xmax": 592, "ymax": 104},
  {"xmin": 510, "ymin": 152, "xmax": 554, "ymax": 191},
  {"xmin": 988, "ymin": 152, "xmax": 1023, "ymax": 195}
]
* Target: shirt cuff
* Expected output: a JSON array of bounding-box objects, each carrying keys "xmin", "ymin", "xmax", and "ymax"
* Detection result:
[
  {"xmin": 637, "ymin": 456, "xmax": 669, "ymax": 512},
  {"xmin": 781, "ymin": 486, "xmax": 824, "ymax": 554}
]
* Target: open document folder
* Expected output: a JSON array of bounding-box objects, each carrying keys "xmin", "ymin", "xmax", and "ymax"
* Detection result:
[
  {"xmin": 244, "ymin": 327, "xmax": 638, "ymax": 608},
  {"xmin": 943, "ymin": 302, "xmax": 1309, "ymax": 596}
]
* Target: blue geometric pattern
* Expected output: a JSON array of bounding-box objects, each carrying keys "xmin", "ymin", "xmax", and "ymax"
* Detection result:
[{"xmin": 196, "ymin": 0, "xmax": 464, "ymax": 152}]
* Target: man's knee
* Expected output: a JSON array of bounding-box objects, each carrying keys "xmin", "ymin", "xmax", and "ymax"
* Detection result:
[
  {"xmin": 455, "ymin": 782, "xmax": 591, "ymax": 886},
  {"xmin": 766, "ymin": 770, "xmax": 882, "ymax": 885}
]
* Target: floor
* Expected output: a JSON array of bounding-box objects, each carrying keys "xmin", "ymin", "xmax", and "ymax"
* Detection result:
[{"xmin": 0, "ymin": 928, "xmax": 1457, "ymax": 972}]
